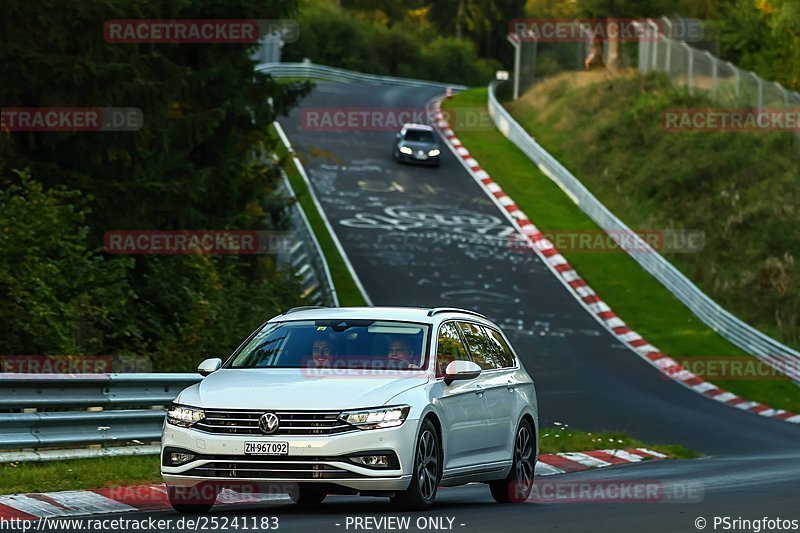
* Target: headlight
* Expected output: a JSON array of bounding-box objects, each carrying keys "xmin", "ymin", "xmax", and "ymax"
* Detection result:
[
  {"xmin": 339, "ymin": 405, "xmax": 411, "ymax": 430},
  {"xmin": 167, "ymin": 404, "xmax": 205, "ymax": 427},
  {"xmin": 399, "ymin": 146, "xmax": 413, "ymax": 155},
  {"xmin": 428, "ymin": 148, "xmax": 440, "ymax": 157}
]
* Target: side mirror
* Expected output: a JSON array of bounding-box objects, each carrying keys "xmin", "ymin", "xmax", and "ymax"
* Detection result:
[
  {"xmin": 396, "ymin": 132, "xmax": 402, "ymax": 139},
  {"xmin": 198, "ymin": 358, "xmax": 222, "ymax": 377},
  {"xmin": 443, "ymin": 360, "xmax": 481, "ymax": 385}
]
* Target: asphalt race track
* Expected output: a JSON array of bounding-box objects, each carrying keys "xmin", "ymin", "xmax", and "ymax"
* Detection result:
[{"xmin": 25, "ymin": 82, "xmax": 800, "ymax": 533}]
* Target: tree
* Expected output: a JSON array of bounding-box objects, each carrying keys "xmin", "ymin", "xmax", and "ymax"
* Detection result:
[
  {"xmin": 0, "ymin": 0, "xmax": 311, "ymax": 369},
  {"xmin": 576, "ymin": 0, "xmax": 679, "ymax": 69}
]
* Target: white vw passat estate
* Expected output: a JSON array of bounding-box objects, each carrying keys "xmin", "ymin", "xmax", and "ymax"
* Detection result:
[{"xmin": 161, "ymin": 307, "xmax": 538, "ymax": 512}]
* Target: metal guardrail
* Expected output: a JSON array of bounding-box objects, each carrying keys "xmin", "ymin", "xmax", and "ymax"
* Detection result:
[
  {"xmin": 275, "ymin": 174, "xmax": 338, "ymax": 306},
  {"xmin": 0, "ymin": 374, "xmax": 201, "ymax": 452},
  {"xmin": 0, "ymin": 64, "xmax": 466, "ymax": 460},
  {"xmin": 487, "ymin": 81, "xmax": 800, "ymax": 383},
  {"xmin": 256, "ymin": 62, "xmax": 468, "ymax": 91}
]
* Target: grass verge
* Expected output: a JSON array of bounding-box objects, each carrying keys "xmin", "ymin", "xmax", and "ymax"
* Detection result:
[
  {"xmin": 0, "ymin": 455, "xmax": 161, "ymax": 496},
  {"xmin": 271, "ymin": 124, "xmax": 368, "ymax": 307},
  {"xmin": 442, "ymin": 87, "xmax": 800, "ymax": 412},
  {"xmin": 0, "ymin": 426, "xmax": 695, "ymax": 495},
  {"xmin": 539, "ymin": 426, "xmax": 700, "ymax": 459}
]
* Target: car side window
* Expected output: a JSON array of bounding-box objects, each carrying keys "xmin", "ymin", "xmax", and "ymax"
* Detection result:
[
  {"xmin": 457, "ymin": 322, "xmax": 499, "ymax": 370},
  {"xmin": 436, "ymin": 322, "xmax": 470, "ymax": 377},
  {"xmin": 483, "ymin": 327, "xmax": 515, "ymax": 369}
]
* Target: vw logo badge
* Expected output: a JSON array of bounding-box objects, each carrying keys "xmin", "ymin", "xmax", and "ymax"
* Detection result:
[{"xmin": 258, "ymin": 412, "xmax": 280, "ymax": 434}]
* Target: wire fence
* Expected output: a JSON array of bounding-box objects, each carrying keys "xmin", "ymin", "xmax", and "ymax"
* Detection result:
[
  {"xmin": 274, "ymin": 173, "xmax": 338, "ymax": 306},
  {"xmin": 508, "ymin": 22, "xmax": 641, "ymax": 99},
  {"xmin": 638, "ymin": 16, "xmax": 800, "ymax": 110}
]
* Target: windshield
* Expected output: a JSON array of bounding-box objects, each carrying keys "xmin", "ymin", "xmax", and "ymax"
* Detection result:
[
  {"xmin": 228, "ymin": 320, "xmax": 429, "ymax": 371},
  {"xmin": 404, "ymin": 129, "xmax": 435, "ymax": 143}
]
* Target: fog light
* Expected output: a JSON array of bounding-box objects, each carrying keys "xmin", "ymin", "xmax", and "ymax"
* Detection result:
[
  {"xmin": 352, "ymin": 455, "xmax": 389, "ymax": 468},
  {"xmin": 170, "ymin": 452, "xmax": 195, "ymax": 465}
]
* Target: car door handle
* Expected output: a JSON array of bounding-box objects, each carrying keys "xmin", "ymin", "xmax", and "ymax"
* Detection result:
[
  {"xmin": 507, "ymin": 380, "xmax": 515, "ymax": 391},
  {"xmin": 474, "ymin": 384, "xmax": 483, "ymax": 397}
]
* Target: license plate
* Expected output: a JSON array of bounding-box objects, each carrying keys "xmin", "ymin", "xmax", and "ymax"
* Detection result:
[{"xmin": 244, "ymin": 441, "xmax": 288, "ymax": 455}]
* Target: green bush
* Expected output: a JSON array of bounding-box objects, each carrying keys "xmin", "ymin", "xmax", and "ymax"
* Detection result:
[
  {"xmin": 284, "ymin": 2, "xmax": 500, "ymax": 86},
  {"xmin": 0, "ymin": 172, "xmax": 135, "ymax": 357}
]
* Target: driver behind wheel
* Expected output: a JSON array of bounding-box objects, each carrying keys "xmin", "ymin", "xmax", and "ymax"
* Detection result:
[{"xmin": 386, "ymin": 337, "xmax": 418, "ymax": 369}]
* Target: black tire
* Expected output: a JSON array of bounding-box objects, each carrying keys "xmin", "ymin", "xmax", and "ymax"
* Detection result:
[
  {"xmin": 490, "ymin": 419, "xmax": 536, "ymax": 503},
  {"xmin": 290, "ymin": 484, "xmax": 327, "ymax": 505},
  {"xmin": 391, "ymin": 418, "xmax": 441, "ymax": 511},
  {"xmin": 167, "ymin": 484, "xmax": 217, "ymax": 514}
]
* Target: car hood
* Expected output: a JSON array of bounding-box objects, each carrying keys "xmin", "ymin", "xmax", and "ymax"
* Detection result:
[
  {"xmin": 176, "ymin": 368, "xmax": 430, "ymax": 410},
  {"xmin": 400, "ymin": 140, "xmax": 438, "ymax": 150}
]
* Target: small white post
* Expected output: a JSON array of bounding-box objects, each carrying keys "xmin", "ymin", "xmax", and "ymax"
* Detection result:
[
  {"xmin": 729, "ymin": 63, "xmax": 740, "ymax": 100},
  {"xmin": 706, "ymin": 52, "xmax": 717, "ymax": 100},
  {"xmin": 683, "ymin": 42, "xmax": 693, "ymax": 94},
  {"xmin": 753, "ymin": 72, "xmax": 763, "ymax": 109},
  {"xmin": 506, "ymin": 35, "xmax": 521, "ymax": 101}
]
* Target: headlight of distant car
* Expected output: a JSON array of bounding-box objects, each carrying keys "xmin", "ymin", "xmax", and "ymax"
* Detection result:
[
  {"xmin": 399, "ymin": 146, "xmax": 413, "ymax": 155},
  {"xmin": 428, "ymin": 148, "xmax": 440, "ymax": 157},
  {"xmin": 167, "ymin": 404, "xmax": 205, "ymax": 427},
  {"xmin": 339, "ymin": 405, "xmax": 411, "ymax": 430}
]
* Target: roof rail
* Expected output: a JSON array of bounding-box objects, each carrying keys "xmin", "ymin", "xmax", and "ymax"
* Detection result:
[
  {"xmin": 427, "ymin": 307, "xmax": 487, "ymax": 319},
  {"xmin": 283, "ymin": 306, "xmax": 329, "ymax": 315}
]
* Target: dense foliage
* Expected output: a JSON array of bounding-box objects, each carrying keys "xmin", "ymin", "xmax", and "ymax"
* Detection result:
[
  {"xmin": 283, "ymin": 1, "xmax": 507, "ymax": 86},
  {"xmin": 0, "ymin": 0, "xmax": 311, "ymax": 371}
]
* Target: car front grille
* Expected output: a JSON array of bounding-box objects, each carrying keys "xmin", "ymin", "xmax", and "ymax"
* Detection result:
[
  {"xmin": 193, "ymin": 409, "xmax": 355, "ymax": 436},
  {"xmin": 184, "ymin": 457, "xmax": 366, "ymax": 480}
]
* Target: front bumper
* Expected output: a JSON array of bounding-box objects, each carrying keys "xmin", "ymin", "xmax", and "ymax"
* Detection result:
[
  {"xmin": 161, "ymin": 419, "xmax": 418, "ymax": 491},
  {"xmin": 397, "ymin": 151, "xmax": 440, "ymax": 165}
]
